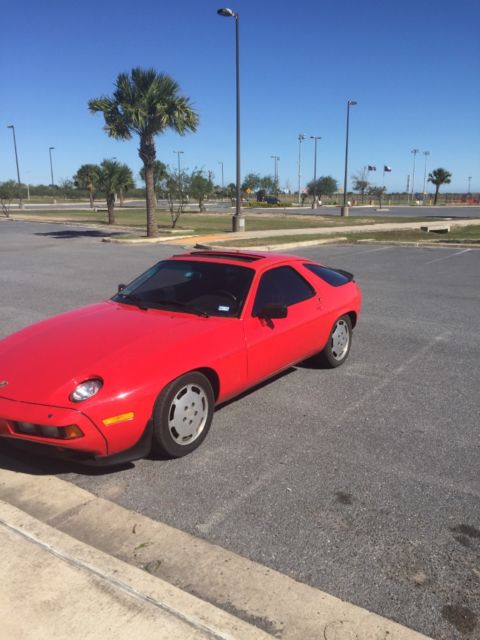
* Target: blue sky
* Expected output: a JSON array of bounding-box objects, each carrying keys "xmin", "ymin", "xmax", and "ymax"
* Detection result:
[{"xmin": 1, "ymin": 0, "xmax": 479, "ymax": 193}]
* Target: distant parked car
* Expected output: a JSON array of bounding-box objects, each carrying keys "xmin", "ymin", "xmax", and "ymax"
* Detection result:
[
  {"xmin": 0, "ymin": 250, "xmax": 362, "ymax": 464},
  {"xmin": 265, "ymin": 196, "xmax": 280, "ymax": 204}
]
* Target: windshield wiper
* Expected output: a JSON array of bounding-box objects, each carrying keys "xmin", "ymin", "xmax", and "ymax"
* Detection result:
[
  {"xmin": 118, "ymin": 292, "xmax": 149, "ymax": 311},
  {"xmin": 155, "ymin": 299, "xmax": 210, "ymax": 318}
]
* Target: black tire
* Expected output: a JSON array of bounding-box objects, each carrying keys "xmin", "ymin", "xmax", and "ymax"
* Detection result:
[
  {"xmin": 153, "ymin": 372, "xmax": 214, "ymax": 458},
  {"xmin": 319, "ymin": 314, "xmax": 353, "ymax": 368}
]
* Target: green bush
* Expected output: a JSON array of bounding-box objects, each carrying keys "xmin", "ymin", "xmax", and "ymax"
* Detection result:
[{"xmin": 246, "ymin": 201, "xmax": 292, "ymax": 208}]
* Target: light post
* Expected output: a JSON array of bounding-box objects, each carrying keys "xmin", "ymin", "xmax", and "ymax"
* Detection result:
[
  {"xmin": 422, "ymin": 151, "xmax": 430, "ymax": 203},
  {"xmin": 271, "ymin": 155, "xmax": 280, "ymax": 194},
  {"xmin": 7, "ymin": 124, "xmax": 23, "ymax": 209},
  {"xmin": 310, "ymin": 136, "xmax": 321, "ymax": 209},
  {"xmin": 218, "ymin": 161, "xmax": 224, "ymax": 197},
  {"xmin": 173, "ymin": 150, "xmax": 184, "ymax": 204},
  {"xmin": 49, "ymin": 146, "xmax": 55, "ymax": 187},
  {"xmin": 468, "ymin": 176, "xmax": 472, "ymax": 194},
  {"xmin": 173, "ymin": 150, "xmax": 184, "ymax": 175},
  {"xmin": 217, "ymin": 7, "xmax": 243, "ymax": 232},
  {"xmin": 410, "ymin": 148, "xmax": 419, "ymax": 204},
  {"xmin": 342, "ymin": 100, "xmax": 357, "ymax": 216},
  {"xmin": 297, "ymin": 133, "xmax": 305, "ymax": 205}
]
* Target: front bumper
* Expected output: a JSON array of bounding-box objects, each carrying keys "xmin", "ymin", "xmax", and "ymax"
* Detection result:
[{"xmin": 0, "ymin": 396, "xmax": 108, "ymax": 457}]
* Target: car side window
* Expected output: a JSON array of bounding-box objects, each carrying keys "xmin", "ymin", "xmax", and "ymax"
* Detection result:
[{"xmin": 252, "ymin": 266, "xmax": 315, "ymax": 316}]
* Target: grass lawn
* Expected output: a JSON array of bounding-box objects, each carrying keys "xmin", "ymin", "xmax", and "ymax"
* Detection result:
[
  {"xmin": 15, "ymin": 208, "xmax": 440, "ymax": 235},
  {"xmin": 218, "ymin": 225, "xmax": 480, "ymax": 247}
]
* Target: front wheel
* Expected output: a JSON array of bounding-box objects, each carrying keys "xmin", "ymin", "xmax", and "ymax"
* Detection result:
[
  {"xmin": 153, "ymin": 372, "xmax": 214, "ymax": 458},
  {"xmin": 319, "ymin": 315, "xmax": 352, "ymax": 368}
]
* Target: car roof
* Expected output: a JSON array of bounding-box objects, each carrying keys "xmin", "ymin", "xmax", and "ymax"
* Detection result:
[{"xmin": 170, "ymin": 249, "xmax": 306, "ymax": 270}]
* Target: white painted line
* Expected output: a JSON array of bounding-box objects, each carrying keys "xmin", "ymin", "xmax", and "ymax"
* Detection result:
[{"xmin": 424, "ymin": 248, "xmax": 471, "ymax": 265}]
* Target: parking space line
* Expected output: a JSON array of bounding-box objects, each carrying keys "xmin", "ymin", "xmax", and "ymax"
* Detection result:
[{"xmin": 424, "ymin": 248, "xmax": 471, "ymax": 265}]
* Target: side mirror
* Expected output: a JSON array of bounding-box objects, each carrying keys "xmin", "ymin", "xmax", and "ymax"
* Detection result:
[
  {"xmin": 118, "ymin": 284, "xmax": 126, "ymax": 293},
  {"xmin": 259, "ymin": 304, "xmax": 288, "ymax": 319}
]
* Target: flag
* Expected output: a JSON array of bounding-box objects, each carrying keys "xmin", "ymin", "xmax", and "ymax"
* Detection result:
[
  {"xmin": 368, "ymin": 165, "xmax": 376, "ymax": 171},
  {"xmin": 384, "ymin": 165, "xmax": 392, "ymax": 172}
]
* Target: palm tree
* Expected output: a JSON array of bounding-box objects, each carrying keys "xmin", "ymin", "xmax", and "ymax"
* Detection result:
[
  {"xmin": 73, "ymin": 164, "xmax": 100, "ymax": 209},
  {"xmin": 116, "ymin": 163, "xmax": 135, "ymax": 206},
  {"xmin": 428, "ymin": 168, "xmax": 452, "ymax": 205},
  {"xmin": 88, "ymin": 68, "xmax": 198, "ymax": 237},
  {"xmin": 96, "ymin": 160, "xmax": 131, "ymax": 224}
]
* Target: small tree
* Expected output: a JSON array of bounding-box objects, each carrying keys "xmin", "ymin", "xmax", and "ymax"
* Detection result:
[
  {"xmin": 352, "ymin": 173, "xmax": 369, "ymax": 203},
  {"xmin": 0, "ymin": 181, "xmax": 21, "ymax": 217},
  {"xmin": 165, "ymin": 168, "xmax": 189, "ymax": 227},
  {"xmin": 368, "ymin": 186, "xmax": 386, "ymax": 208},
  {"xmin": 241, "ymin": 173, "xmax": 261, "ymax": 193},
  {"xmin": 73, "ymin": 164, "xmax": 100, "ymax": 208},
  {"xmin": 58, "ymin": 179, "xmax": 75, "ymax": 200},
  {"xmin": 188, "ymin": 169, "xmax": 213, "ymax": 212},
  {"xmin": 259, "ymin": 175, "xmax": 276, "ymax": 193},
  {"xmin": 226, "ymin": 183, "xmax": 236, "ymax": 200},
  {"xmin": 307, "ymin": 176, "xmax": 338, "ymax": 204},
  {"xmin": 96, "ymin": 160, "xmax": 129, "ymax": 224},
  {"xmin": 428, "ymin": 168, "xmax": 452, "ymax": 205}
]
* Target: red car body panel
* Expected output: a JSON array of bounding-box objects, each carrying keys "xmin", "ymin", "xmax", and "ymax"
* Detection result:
[{"xmin": 0, "ymin": 251, "xmax": 362, "ymax": 462}]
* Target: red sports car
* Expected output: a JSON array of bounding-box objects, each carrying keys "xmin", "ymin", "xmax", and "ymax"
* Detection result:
[{"xmin": 0, "ymin": 250, "xmax": 362, "ymax": 464}]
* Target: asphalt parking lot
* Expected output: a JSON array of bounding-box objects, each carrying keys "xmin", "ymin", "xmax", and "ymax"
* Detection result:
[{"xmin": 1, "ymin": 220, "xmax": 479, "ymax": 640}]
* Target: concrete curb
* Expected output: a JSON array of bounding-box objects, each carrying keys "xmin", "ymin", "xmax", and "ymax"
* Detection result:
[
  {"xmin": 103, "ymin": 234, "xmax": 195, "ymax": 244},
  {"xmin": 192, "ymin": 237, "xmax": 348, "ymax": 251},
  {"xmin": 0, "ymin": 468, "xmax": 433, "ymax": 640}
]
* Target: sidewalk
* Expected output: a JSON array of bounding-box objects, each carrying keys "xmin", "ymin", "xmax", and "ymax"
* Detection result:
[{"xmin": 99, "ymin": 217, "xmax": 480, "ymax": 248}]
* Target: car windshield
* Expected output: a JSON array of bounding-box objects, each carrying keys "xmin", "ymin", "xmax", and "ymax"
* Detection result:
[{"xmin": 113, "ymin": 259, "xmax": 255, "ymax": 318}]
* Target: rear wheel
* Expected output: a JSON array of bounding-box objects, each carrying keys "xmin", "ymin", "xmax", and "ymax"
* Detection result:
[
  {"xmin": 153, "ymin": 372, "xmax": 214, "ymax": 458},
  {"xmin": 319, "ymin": 315, "xmax": 352, "ymax": 368}
]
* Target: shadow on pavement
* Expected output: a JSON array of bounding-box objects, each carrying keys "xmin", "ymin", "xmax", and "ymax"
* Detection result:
[
  {"xmin": 0, "ymin": 440, "xmax": 133, "ymax": 476},
  {"xmin": 35, "ymin": 229, "xmax": 123, "ymax": 239}
]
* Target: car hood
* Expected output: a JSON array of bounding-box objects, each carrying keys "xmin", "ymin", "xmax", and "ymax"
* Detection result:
[{"xmin": 0, "ymin": 301, "xmax": 227, "ymax": 405}]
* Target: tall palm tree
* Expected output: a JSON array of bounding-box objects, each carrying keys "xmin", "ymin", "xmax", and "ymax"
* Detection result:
[
  {"xmin": 88, "ymin": 68, "xmax": 198, "ymax": 237},
  {"xmin": 428, "ymin": 168, "xmax": 452, "ymax": 205}
]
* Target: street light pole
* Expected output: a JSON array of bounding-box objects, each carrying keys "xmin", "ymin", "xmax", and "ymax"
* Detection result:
[
  {"xmin": 342, "ymin": 100, "xmax": 357, "ymax": 217},
  {"xmin": 297, "ymin": 133, "xmax": 305, "ymax": 205},
  {"xmin": 7, "ymin": 124, "xmax": 23, "ymax": 209},
  {"xmin": 218, "ymin": 161, "xmax": 224, "ymax": 195},
  {"xmin": 173, "ymin": 150, "xmax": 184, "ymax": 175},
  {"xmin": 467, "ymin": 176, "xmax": 472, "ymax": 194},
  {"xmin": 410, "ymin": 148, "xmax": 419, "ymax": 204},
  {"xmin": 173, "ymin": 150, "xmax": 184, "ymax": 204},
  {"xmin": 422, "ymin": 151, "xmax": 430, "ymax": 203},
  {"xmin": 310, "ymin": 136, "xmax": 321, "ymax": 209},
  {"xmin": 218, "ymin": 7, "xmax": 243, "ymax": 232},
  {"xmin": 49, "ymin": 146, "xmax": 55, "ymax": 187},
  {"xmin": 271, "ymin": 155, "xmax": 280, "ymax": 194}
]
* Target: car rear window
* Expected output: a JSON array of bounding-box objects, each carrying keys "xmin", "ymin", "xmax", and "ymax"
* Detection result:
[{"xmin": 304, "ymin": 263, "xmax": 354, "ymax": 287}]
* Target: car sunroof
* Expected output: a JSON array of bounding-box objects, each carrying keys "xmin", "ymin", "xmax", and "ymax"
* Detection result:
[{"xmin": 188, "ymin": 251, "xmax": 263, "ymax": 263}]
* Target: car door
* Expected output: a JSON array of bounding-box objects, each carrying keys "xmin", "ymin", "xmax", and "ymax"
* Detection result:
[{"xmin": 243, "ymin": 265, "xmax": 323, "ymax": 385}]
